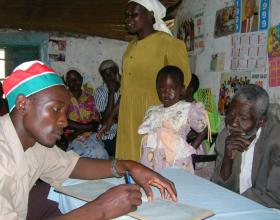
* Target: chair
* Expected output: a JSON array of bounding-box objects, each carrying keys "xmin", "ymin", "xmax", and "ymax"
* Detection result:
[
  {"xmin": 192, "ymin": 154, "xmax": 217, "ymax": 170},
  {"xmin": 191, "ymin": 137, "xmax": 217, "ymax": 179}
]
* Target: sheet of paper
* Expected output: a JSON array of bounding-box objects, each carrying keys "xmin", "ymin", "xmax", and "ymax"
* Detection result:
[{"xmin": 55, "ymin": 180, "xmax": 115, "ymax": 202}]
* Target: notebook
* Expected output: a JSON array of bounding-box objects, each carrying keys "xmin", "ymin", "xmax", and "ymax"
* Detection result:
[{"xmin": 55, "ymin": 179, "xmax": 214, "ymax": 220}]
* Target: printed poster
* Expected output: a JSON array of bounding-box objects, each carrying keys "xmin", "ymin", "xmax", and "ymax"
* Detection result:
[
  {"xmin": 218, "ymin": 72, "xmax": 250, "ymax": 115},
  {"xmin": 177, "ymin": 17, "xmax": 195, "ymax": 52},
  {"xmin": 235, "ymin": 0, "xmax": 269, "ymax": 33},
  {"xmin": 48, "ymin": 39, "xmax": 66, "ymax": 62},
  {"xmin": 251, "ymin": 71, "xmax": 268, "ymax": 89},
  {"xmin": 210, "ymin": 52, "xmax": 225, "ymax": 71},
  {"xmin": 177, "ymin": 10, "xmax": 204, "ymax": 53},
  {"xmin": 193, "ymin": 12, "xmax": 205, "ymax": 52},
  {"xmin": 268, "ymin": 24, "xmax": 280, "ymax": 87},
  {"xmin": 268, "ymin": 57, "xmax": 280, "ymax": 87},
  {"xmin": 231, "ymin": 31, "xmax": 267, "ymax": 70},
  {"xmin": 214, "ymin": 6, "xmax": 236, "ymax": 38}
]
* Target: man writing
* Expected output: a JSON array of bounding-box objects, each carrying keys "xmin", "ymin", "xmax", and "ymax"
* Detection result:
[
  {"xmin": 0, "ymin": 60, "xmax": 176, "ymax": 220},
  {"xmin": 212, "ymin": 84, "xmax": 280, "ymax": 208}
]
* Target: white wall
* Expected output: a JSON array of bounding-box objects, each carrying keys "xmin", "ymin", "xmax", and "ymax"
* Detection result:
[
  {"xmin": 176, "ymin": 0, "xmax": 280, "ymax": 103},
  {"xmin": 2, "ymin": 0, "xmax": 279, "ymax": 100},
  {"xmin": 50, "ymin": 35, "xmax": 128, "ymax": 89}
]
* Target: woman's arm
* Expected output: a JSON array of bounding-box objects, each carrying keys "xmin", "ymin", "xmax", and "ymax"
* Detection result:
[
  {"xmin": 96, "ymin": 97, "xmax": 120, "ymax": 139},
  {"xmin": 188, "ymin": 127, "xmax": 208, "ymax": 149}
]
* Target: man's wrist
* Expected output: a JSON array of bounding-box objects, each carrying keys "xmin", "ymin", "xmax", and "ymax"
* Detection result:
[
  {"xmin": 111, "ymin": 159, "xmax": 122, "ymax": 178},
  {"xmin": 113, "ymin": 160, "xmax": 137, "ymax": 177}
]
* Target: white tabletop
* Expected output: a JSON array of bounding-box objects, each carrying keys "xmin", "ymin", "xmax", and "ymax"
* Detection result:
[{"xmin": 48, "ymin": 168, "xmax": 280, "ymax": 219}]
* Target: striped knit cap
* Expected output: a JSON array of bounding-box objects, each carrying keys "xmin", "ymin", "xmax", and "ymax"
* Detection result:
[{"xmin": 3, "ymin": 60, "xmax": 65, "ymax": 112}]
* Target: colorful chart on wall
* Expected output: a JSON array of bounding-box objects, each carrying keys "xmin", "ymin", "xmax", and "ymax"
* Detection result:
[
  {"xmin": 231, "ymin": 31, "xmax": 267, "ymax": 70},
  {"xmin": 268, "ymin": 24, "xmax": 280, "ymax": 87}
]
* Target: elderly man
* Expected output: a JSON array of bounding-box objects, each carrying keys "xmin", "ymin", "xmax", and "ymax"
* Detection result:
[
  {"xmin": 212, "ymin": 84, "xmax": 280, "ymax": 208},
  {"xmin": 0, "ymin": 60, "xmax": 176, "ymax": 220},
  {"xmin": 94, "ymin": 60, "xmax": 120, "ymax": 157}
]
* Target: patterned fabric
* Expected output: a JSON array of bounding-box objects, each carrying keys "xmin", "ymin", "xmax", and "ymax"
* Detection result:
[
  {"xmin": 94, "ymin": 84, "xmax": 119, "ymax": 140},
  {"xmin": 66, "ymin": 90, "xmax": 108, "ymax": 159},
  {"xmin": 67, "ymin": 90, "xmax": 100, "ymax": 124},
  {"xmin": 138, "ymin": 101, "xmax": 208, "ymax": 173},
  {"xmin": 3, "ymin": 60, "xmax": 64, "ymax": 112}
]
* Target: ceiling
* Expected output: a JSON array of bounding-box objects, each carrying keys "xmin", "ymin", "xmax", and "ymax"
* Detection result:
[{"xmin": 0, "ymin": 0, "xmax": 179, "ymax": 41}]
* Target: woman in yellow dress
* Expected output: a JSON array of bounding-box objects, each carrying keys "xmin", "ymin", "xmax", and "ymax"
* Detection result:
[{"xmin": 98, "ymin": 0, "xmax": 191, "ymax": 161}]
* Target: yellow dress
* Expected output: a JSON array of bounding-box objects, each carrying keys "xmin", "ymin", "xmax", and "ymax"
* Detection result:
[{"xmin": 116, "ymin": 31, "xmax": 191, "ymax": 161}]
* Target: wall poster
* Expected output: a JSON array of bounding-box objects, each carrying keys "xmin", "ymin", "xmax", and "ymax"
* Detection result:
[
  {"xmin": 235, "ymin": 0, "xmax": 269, "ymax": 33},
  {"xmin": 176, "ymin": 9, "xmax": 205, "ymax": 54},
  {"xmin": 268, "ymin": 24, "xmax": 280, "ymax": 87}
]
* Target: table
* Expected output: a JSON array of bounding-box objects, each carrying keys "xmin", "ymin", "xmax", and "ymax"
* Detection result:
[{"xmin": 48, "ymin": 168, "xmax": 280, "ymax": 219}]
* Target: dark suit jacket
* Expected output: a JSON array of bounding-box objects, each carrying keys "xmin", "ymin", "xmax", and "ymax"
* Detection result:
[{"xmin": 212, "ymin": 119, "xmax": 280, "ymax": 208}]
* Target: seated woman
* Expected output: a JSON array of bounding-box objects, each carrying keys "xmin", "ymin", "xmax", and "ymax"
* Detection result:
[{"xmin": 63, "ymin": 70, "xmax": 108, "ymax": 159}]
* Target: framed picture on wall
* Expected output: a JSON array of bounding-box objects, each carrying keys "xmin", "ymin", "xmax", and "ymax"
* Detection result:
[
  {"xmin": 48, "ymin": 39, "xmax": 66, "ymax": 62},
  {"xmin": 218, "ymin": 72, "xmax": 250, "ymax": 115},
  {"xmin": 235, "ymin": 0, "xmax": 270, "ymax": 33},
  {"xmin": 175, "ymin": 9, "xmax": 205, "ymax": 54},
  {"xmin": 214, "ymin": 6, "xmax": 236, "ymax": 38}
]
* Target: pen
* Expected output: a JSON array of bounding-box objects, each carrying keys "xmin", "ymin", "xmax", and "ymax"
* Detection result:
[{"xmin": 124, "ymin": 171, "xmax": 132, "ymax": 184}]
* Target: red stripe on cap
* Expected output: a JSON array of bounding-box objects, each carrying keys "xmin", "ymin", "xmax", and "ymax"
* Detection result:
[{"xmin": 3, "ymin": 62, "xmax": 56, "ymax": 96}]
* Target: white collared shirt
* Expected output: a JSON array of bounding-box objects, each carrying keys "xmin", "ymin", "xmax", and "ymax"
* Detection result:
[
  {"xmin": 239, "ymin": 128, "xmax": 262, "ymax": 194},
  {"xmin": 0, "ymin": 114, "xmax": 80, "ymax": 219}
]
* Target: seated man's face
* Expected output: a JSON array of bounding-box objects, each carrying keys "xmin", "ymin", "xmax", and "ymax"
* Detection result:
[
  {"xmin": 101, "ymin": 67, "xmax": 119, "ymax": 84},
  {"xmin": 225, "ymin": 98, "xmax": 258, "ymax": 138}
]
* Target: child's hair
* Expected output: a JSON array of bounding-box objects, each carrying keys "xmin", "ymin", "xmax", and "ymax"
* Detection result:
[
  {"xmin": 156, "ymin": 65, "xmax": 184, "ymax": 87},
  {"xmin": 188, "ymin": 73, "xmax": 200, "ymax": 94}
]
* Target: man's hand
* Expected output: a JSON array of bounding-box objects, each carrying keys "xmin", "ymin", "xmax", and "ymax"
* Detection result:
[
  {"xmin": 96, "ymin": 118, "xmax": 112, "ymax": 140},
  {"xmin": 62, "ymin": 184, "xmax": 142, "ymax": 220},
  {"xmin": 119, "ymin": 161, "xmax": 177, "ymax": 202},
  {"xmin": 225, "ymin": 131, "xmax": 255, "ymax": 160},
  {"xmin": 93, "ymin": 184, "xmax": 142, "ymax": 219},
  {"xmin": 106, "ymin": 80, "xmax": 120, "ymax": 94},
  {"xmin": 220, "ymin": 131, "xmax": 256, "ymax": 181}
]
